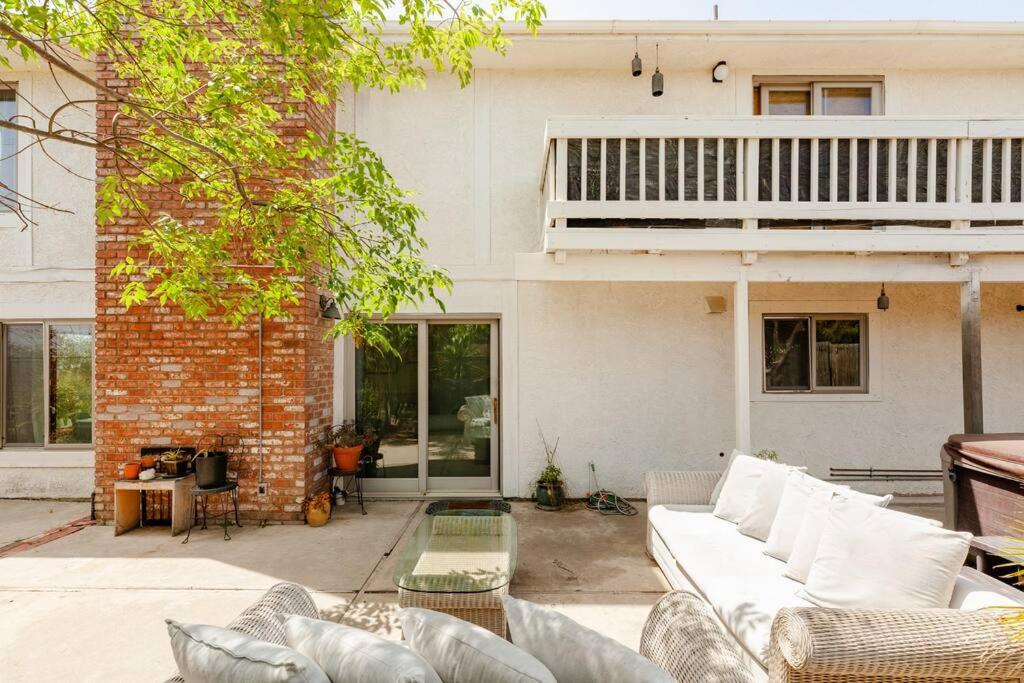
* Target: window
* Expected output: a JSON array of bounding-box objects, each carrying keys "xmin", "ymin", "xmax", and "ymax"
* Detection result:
[
  {"xmin": 0, "ymin": 87, "xmax": 16, "ymax": 204},
  {"xmin": 756, "ymin": 79, "xmax": 882, "ymax": 116},
  {"xmin": 763, "ymin": 315, "xmax": 866, "ymax": 393},
  {"xmin": 2, "ymin": 322, "xmax": 94, "ymax": 447}
]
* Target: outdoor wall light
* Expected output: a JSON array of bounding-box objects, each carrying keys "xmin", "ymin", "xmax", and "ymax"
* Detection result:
[
  {"xmin": 712, "ymin": 60, "xmax": 729, "ymax": 83},
  {"xmin": 319, "ymin": 294, "xmax": 342, "ymax": 320},
  {"xmin": 651, "ymin": 43, "xmax": 664, "ymax": 97},
  {"xmin": 631, "ymin": 35, "xmax": 642, "ymax": 77},
  {"xmin": 877, "ymin": 285, "xmax": 890, "ymax": 311},
  {"xmin": 1016, "ymin": 304, "xmax": 1024, "ymax": 312}
]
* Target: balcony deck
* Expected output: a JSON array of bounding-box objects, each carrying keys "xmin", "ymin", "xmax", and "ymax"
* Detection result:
[{"xmin": 540, "ymin": 116, "xmax": 1024, "ymax": 259}]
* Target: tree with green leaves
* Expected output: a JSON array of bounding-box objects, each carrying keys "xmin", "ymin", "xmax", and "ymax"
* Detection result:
[{"xmin": 0, "ymin": 0, "xmax": 544, "ymax": 346}]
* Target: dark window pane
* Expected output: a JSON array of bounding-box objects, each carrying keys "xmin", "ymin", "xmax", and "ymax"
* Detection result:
[
  {"xmin": 837, "ymin": 139, "xmax": 851, "ymax": 202},
  {"xmin": 798, "ymin": 139, "xmax": 811, "ymax": 201},
  {"xmin": 605, "ymin": 138, "xmax": 621, "ymax": 200},
  {"xmin": 817, "ymin": 139, "xmax": 831, "ymax": 202},
  {"xmin": 356, "ymin": 324, "xmax": 419, "ymax": 479},
  {"xmin": 645, "ymin": 138, "xmax": 660, "ymax": 200},
  {"xmin": 4, "ymin": 325, "xmax": 43, "ymax": 444},
  {"xmin": 815, "ymin": 319, "xmax": 862, "ymax": 389},
  {"xmin": 683, "ymin": 139, "xmax": 699, "ymax": 201},
  {"xmin": 49, "ymin": 324, "xmax": 93, "ymax": 445},
  {"xmin": 779, "ymin": 140, "xmax": 792, "ymax": 202},
  {"xmin": 703, "ymin": 138, "xmax": 718, "ymax": 201},
  {"xmin": 857, "ymin": 139, "xmax": 870, "ymax": 202},
  {"xmin": 759, "ymin": 139, "xmax": 772, "ymax": 201},
  {"xmin": 567, "ymin": 138, "xmax": 581, "ymax": 201},
  {"xmin": 972, "ymin": 140, "xmax": 983, "ymax": 203},
  {"xmin": 764, "ymin": 318, "xmax": 810, "ymax": 391},
  {"xmin": 991, "ymin": 139, "xmax": 1003, "ymax": 203},
  {"xmin": 0, "ymin": 89, "xmax": 15, "ymax": 205},
  {"xmin": 664, "ymin": 138, "xmax": 679, "ymax": 201},
  {"xmin": 896, "ymin": 139, "xmax": 909, "ymax": 202},
  {"xmin": 876, "ymin": 139, "xmax": 889, "ymax": 202},
  {"xmin": 723, "ymin": 138, "xmax": 737, "ymax": 201},
  {"xmin": 625, "ymin": 138, "xmax": 640, "ymax": 200},
  {"xmin": 586, "ymin": 139, "xmax": 601, "ymax": 200},
  {"xmin": 916, "ymin": 140, "xmax": 929, "ymax": 203},
  {"xmin": 936, "ymin": 139, "xmax": 949, "ymax": 203}
]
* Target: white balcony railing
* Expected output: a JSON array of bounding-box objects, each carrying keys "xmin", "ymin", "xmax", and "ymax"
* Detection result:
[{"xmin": 540, "ymin": 116, "xmax": 1024, "ymax": 254}]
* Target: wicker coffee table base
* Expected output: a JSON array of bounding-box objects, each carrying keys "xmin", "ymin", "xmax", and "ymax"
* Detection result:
[{"xmin": 398, "ymin": 585, "xmax": 508, "ymax": 638}]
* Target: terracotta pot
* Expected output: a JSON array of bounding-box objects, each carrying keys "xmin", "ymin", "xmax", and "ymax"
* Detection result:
[
  {"xmin": 123, "ymin": 462, "xmax": 141, "ymax": 480},
  {"xmin": 333, "ymin": 445, "xmax": 363, "ymax": 471},
  {"xmin": 140, "ymin": 455, "xmax": 156, "ymax": 469},
  {"xmin": 306, "ymin": 506, "xmax": 330, "ymax": 527}
]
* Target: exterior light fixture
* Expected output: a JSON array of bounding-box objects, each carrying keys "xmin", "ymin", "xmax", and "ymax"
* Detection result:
[
  {"xmin": 319, "ymin": 294, "xmax": 342, "ymax": 320},
  {"xmin": 631, "ymin": 35, "xmax": 642, "ymax": 77},
  {"xmin": 712, "ymin": 60, "xmax": 729, "ymax": 83},
  {"xmin": 877, "ymin": 285, "xmax": 890, "ymax": 311},
  {"xmin": 651, "ymin": 43, "xmax": 664, "ymax": 97},
  {"xmin": 1016, "ymin": 304, "xmax": 1024, "ymax": 312}
]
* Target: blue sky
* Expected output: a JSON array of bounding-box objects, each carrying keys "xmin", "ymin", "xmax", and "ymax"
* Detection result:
[{"xmin": 537, "ymin": 0, "xmax": 1024, "ymax": 21}]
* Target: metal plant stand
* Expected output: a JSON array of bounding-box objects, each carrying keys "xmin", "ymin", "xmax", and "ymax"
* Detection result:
[
  {"xmin": 328, "ymin": 467, "xmax": 366, "ymax": 515},
  {"xmin": 183, "ymin": 482, "xmax": 240, "ymax": 543}
]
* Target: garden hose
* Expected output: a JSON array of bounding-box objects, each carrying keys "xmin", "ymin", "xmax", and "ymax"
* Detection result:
[{"xmin": 585, "ymin": 462, "xmax": 638, "ymax": 516}]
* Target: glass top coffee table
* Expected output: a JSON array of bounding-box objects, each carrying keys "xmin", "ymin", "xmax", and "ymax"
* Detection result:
[{"xmin": 394, "ymin": 510, "xmax": 517, "ymax": 637}]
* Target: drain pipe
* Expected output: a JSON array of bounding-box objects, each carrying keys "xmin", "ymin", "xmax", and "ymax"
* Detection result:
[{"xmin": 257, "ymin": 315, "xmax": 266, "ymax": 525}]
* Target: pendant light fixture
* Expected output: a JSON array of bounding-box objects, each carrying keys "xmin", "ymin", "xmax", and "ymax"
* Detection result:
[
  {"xmin": 651, "ymin": 43, "xmax": 664, "ymax": 97},
  {"xmin": 631, "ymin": 35, "xmax": 642, "ymax": 77},
  {"xmin": 877, "ymin": 284, "xmax": 890, "ymax": 311}
]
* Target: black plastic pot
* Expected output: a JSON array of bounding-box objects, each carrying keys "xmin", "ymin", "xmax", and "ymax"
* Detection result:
[
  {"xmin": 535, "ymin": 482, "xmax": 565, "ymax": 511},
  {"xmin": 195, "ymin": 451, "xmax": 228, "ymax": 488}
]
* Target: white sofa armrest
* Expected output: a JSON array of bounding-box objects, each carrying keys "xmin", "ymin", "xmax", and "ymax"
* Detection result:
[
  {"xmin": 768, "ymin": 606, "xmax": 1024, "ymax": 681},
  {"xmin": 645, "ymin": 470, "xmax": 721, "ymax": 508}
]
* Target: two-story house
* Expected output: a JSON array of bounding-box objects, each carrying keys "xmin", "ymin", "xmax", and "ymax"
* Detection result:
[{"xmin": 2, "ymin": 20, "xmax": 1024, "ymax": 519}]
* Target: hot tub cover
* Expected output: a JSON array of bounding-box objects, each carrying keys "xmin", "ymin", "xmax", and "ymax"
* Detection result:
[{"xmin": 944, "ymin": 433, "xmax": 1024, "ymax": 482}]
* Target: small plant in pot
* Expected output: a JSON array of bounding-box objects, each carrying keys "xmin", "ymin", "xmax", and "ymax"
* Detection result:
[
  {"xmin": 160, "ymin": 448, "xmax": 189, "ymax": 477},
  {"xmin": 318, "ymin": 422, "xmax": 375, "ymax": 472},
  {"xmin": 534, "ymin": 425, "xmax": 565, "ymax": 511},
  {"xmin": 302, "ymin": 491, "xmax": 332, "ymax": 527}
]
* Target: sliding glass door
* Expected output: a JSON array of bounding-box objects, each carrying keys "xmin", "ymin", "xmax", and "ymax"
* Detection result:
[{"xmin": 356, "ymin": 320, "xmax": 499, "ymax": 495}]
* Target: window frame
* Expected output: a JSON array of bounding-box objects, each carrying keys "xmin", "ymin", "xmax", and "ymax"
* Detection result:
[
  {"xmin": 757, "ymin": 77, "xmax": 884, "ymax": 116},
  {"xmin": 762, "ymin": 313, "xmax": 869, "ymax": 395},
  {"xmin": 0, "ymin": 320, "xmax": 95, "ymax": 450}
]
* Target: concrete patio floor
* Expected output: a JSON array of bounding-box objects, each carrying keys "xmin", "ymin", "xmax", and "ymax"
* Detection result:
[{"xmin": 0, "ymin": 499, "xmax": 670, "ymax": 682}]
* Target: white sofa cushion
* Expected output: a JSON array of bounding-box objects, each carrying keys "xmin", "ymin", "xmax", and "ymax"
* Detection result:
[
  {"xmin": 709, "ymin": 449, "xmax": 744, "ymax": 504},
  {"xmin": 737, "ymin": 463, "xmax": 804, "ymax": 541},
  {"xmin": 763, "ymin": 471, "xmax": 836, "ymax": 561},
  {"xmin": 398, "ymin": 608, "xmax": 555, "ymax": 683},
  {"xmin": 167, "ymin": 620, "xmax": 329, "ymax": 683},
  {"xmin": 712, "ymin": 454, "xmax": 771, "ymax": 523},
  {"xmin": 502, "ymin": 596, "xmax": 675, "ymax": 683},
  {"xmin": 799, "ymin": 497, "xmax": 973, "ymax": 609},
  {"xmin": 784, "ymin": 488, "xmax": 901, "ymax": 583},
  {"xmin": 282, "ymin": 615, "xmax": 441, "ymax": 683}
]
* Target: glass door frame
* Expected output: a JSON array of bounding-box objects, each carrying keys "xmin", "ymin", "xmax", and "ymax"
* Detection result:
[{"xmin": 359, "ymin": 318, "xmax": 500, "ymax": 496}]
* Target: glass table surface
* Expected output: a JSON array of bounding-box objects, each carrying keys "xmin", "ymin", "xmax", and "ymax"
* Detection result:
[{"xmin": 393, "ymin": 510, "xmax": 517, "ymax": 593}]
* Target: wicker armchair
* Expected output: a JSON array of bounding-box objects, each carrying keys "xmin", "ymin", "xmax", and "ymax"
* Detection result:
[{"xmin": 164, "ymin": 582, "xmax": 320, "ymax": 683}]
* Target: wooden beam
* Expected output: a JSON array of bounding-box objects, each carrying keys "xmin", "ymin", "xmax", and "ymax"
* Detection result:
[{"xmin": 961, "ymin": 269, "xmax": 984, "ymax": 434}]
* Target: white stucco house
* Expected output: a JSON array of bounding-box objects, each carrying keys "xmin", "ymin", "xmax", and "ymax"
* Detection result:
[{"xmin": 3, "ymin": 20, "xmax": 1024, "ymax": 504}]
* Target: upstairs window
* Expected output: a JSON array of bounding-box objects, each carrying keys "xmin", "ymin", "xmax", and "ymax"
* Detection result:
[
  {"xmin": 763, "ymin": 315, "xmax": 867, "ymax": 394},
  {"xmin": 0, "ymin": 87, "xmax": 15, "ymax": 204},
  {"xmin": 755, "ymin": 79, "xmax": 882, "ymax": 116}
]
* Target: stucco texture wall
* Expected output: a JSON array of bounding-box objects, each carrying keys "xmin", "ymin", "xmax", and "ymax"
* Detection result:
[{"xmin": 516, "ymin": 281, "xmax": 735, "ymax": 498}]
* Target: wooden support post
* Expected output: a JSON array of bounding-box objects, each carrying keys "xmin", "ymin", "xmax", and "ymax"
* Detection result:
[
  {"xmin": 734, "ymin": 271, "xmax": 752, "ymax": 453},
  {"xmin": 961, "ymin": 269, "xmax": 984, "ymax": 434}
]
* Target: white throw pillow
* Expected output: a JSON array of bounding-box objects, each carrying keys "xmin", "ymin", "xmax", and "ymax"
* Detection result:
[
  {"xmin": 709, "ymin": 449, "xmax": 744, "ymax": 504},
  {"xmin": 736, "ymin": 462, "xmax": 805, "ymax": 541},
  {"xmin": 399, "ymin": 608, "xmax": 555, "ymax": 683},
  {"xmin": 712, "ymin": 454, "xmax": 770, "ymax": 524},
  {"xmin": 799, "ymin": 497, "xmax": 972, "ymax": 609},
  {"xmin": 785, "ymin": 489, "xmax": 931, "ymax": 583},
  {"xmin": 502, "ymin": 596, "xmax": 675, "ymax": 683},
  {"xmin": 167, "ymin": 620, "xmax": 328, "ymax": 683},
  {"xmin": 764, "ymin": 471, "xmax": 832, "ymax": 561},
  {"xmin": 282, "ymin": 615, "xmax": 441, "ymax": 683}
]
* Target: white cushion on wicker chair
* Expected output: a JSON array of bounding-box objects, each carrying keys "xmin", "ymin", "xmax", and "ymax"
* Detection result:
[
  {"xmin": 502, "ymin": 596, "xmax": 675, "ymax": 683},
  {"xmin": 736, "ymin": 463, "xmax": 806, "ymax": 541},
  {"xmin": 763, "ymin": 471, "xmax": 840, "ymax": 561},
  {"xmin": 282, "ymin": 615, "xmax": 441, "ymax": 683},
  {"xmin": 167, "ymin": 620, "xmax": 329, "ymax": 683},
  {"xmin": 799, "ymin": 497, "xmax": 972, "ymax": 609},
  {"xmin": 399, "ymin": 608, "xmax": 555, "ymax": 683}
]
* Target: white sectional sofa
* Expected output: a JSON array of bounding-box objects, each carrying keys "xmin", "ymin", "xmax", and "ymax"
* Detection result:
[{"xmin": 644, "ymin": 467, "xmax": 1024, "ymax": 682}]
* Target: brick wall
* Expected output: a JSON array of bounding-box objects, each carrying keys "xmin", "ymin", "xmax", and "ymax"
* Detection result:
[{"xmin": 93, "ymin": 54, "xmax": 335, "ymax": 523}]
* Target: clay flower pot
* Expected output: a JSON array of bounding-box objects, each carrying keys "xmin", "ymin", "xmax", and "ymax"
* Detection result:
[
  {"xmin": 305, "ymin": 506, "xmax": 330, "ymax": 527},
  {"xmin": 123, "ymin": 462, "xmax": 141, "ymax": 480},
  {"xmin": 333, "ymin": 445, "xmax": 363, "ymax": 471}
]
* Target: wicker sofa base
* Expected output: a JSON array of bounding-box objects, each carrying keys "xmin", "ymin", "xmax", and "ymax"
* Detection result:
[{"xmin": 398, "ymin": 585, "xmax": 508, "ymax": 638}]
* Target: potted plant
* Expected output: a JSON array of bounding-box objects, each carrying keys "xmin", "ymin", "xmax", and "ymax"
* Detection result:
[
  {"xmin": 193, "ymin": 448, "xmax": 228, "ymax": 488},
  {"xmin": 535, "ymin": 425, "xmax": 565, "ymax": 511},
  {"xmin": 302, "ymin": 491, "xmax": 332, "ymax": 527},
  {"xmin": 160, "ymin": 448, "xmax": 189, "ymax": 477},
  {"xmin": 318, "ymin": 422, "xmax": 374, "ymax": 471}
]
